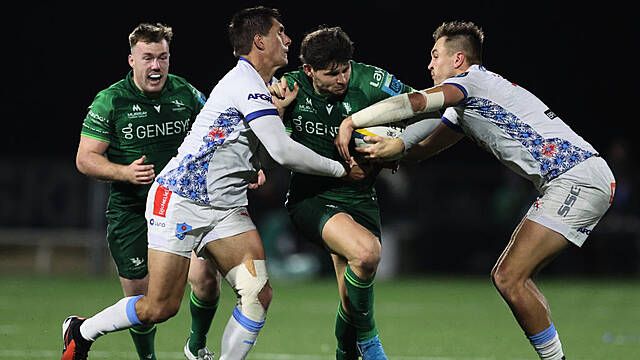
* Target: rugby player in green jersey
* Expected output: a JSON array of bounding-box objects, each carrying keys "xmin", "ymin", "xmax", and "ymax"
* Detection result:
[
  {"xmin": 76, "ymin": 23, "xmax": 219, "ymax": 360},
  {"xmin": 269, "ymin": 27, "xmax": 413, "ymax": 360}
]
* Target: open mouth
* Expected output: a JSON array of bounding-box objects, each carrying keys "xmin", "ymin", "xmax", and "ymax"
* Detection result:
[{"xmin": 148, "ymin": 74, "xmax": 162, "ymax": 82}]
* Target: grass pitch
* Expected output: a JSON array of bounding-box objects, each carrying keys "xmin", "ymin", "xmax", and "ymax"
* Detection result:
[{"xmin": 0, "ymin": 275, "xmax": 638, "ymax": 359}]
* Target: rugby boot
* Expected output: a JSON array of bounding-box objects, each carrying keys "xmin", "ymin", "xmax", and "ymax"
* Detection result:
[
  {"xmin": 356, "ymin": 334, "xmax": 387, "ymax": 360},
  {"xmin": 184, "ymin": 338, "xmax": 214, "ymax": 360},
  {"xmin": 62, "ymin": 316, "xmax": 93, "ymax": 360}
]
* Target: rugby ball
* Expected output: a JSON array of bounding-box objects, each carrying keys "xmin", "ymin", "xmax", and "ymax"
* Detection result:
[{"xmin": 351, "ymin": 123, "xmax": 405, "ymax": 160}]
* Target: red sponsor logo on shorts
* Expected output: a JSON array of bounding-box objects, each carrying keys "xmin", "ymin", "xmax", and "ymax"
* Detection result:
[{"xmin": 153, "ymin": 185, "xmax": 172, "ymax": 217}]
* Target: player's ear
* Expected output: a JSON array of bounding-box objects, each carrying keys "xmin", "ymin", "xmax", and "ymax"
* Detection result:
[
  {"xmin": 302, "ymin": 64, "xmax": 313, "ymax": 77},
  {"xmin": 454, "ymin": 51, "xmax": 465, "ymax": 69},
  {"xmin": 254, "ymin": 34, "xmax": 265, "ymax": 51},
  {"xmin": 128, "ymin": 54, "xmax": 135, "ymax": 69}
]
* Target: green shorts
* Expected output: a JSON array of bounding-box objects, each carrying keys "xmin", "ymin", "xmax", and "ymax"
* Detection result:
[
  {"xmin": 105, "ymin": 207, "xmax": 148, "ymax": 279},
  {"xmin": 286, "ymin": 196, "xmax": 382, "ymax": 247}
]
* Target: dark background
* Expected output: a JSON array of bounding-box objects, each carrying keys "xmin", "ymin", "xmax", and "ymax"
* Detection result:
[{"xmin": 1, "ymin": 2, "xmax": 637, "ymax": 276}]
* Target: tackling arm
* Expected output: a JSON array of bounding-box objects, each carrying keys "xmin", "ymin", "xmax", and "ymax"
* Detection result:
[
  {"xmin": 248, "ymin": 114, "xmax": 346, "ymax": 178},
  {"xmin": 335, "ymin": 84, "xmax": 465, "ymax": 160}
]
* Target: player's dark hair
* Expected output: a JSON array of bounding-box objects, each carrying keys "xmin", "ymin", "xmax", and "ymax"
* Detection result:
[
  {"xmin": 299, "ymin": 26, "xmax": 354, "ymax": 70},
  {"xmin": 129, "ymin": 23, "xmax": 173, "ymax": 49},
  {"xmin": 229, "ymin": 6, "xmax": 282, "ymax": 57},
  {"xmin": 433, "ymin": 21, "xmax": 484, "ymax": 65}
]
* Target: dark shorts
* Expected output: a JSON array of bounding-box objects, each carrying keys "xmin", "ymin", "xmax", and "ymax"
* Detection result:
[
  {"xmin": 286, "ymin": 196, "xmax": 382, "ymax": 248},
  {"xmin": 105, "ymin": 207, "xmax": 148, "ymax": 279}
]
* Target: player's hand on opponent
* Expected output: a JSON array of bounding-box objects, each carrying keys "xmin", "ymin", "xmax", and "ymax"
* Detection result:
[
  {"xmin": 268, "ymin": 77, "xmax": 299, "ymax": 115},
  {"xmin": 340, "ymin": 156, "xmax": 369, "ymax": 182},
  {"xmin": 125, "ymin": 155, "xmax": 155, "ymax": 184},
  {"xmin": 249, "ymin": 169, "xmax": 266, "ymax": 189},
  {"xmin": 335, "ymin": 116, "xmax": 355, "ymax": 161},
  {"xmin": 356, "ymin": 136, "xmax": 405, "ymax": 161}
]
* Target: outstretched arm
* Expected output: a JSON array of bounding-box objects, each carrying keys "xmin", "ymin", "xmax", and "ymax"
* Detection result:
[
  {"xmin": 249, "ymin": 114, "xmax": 347, "ymax": 178},
  {"xmin": 335, "ymin": 84, "xmax": 465, "ymax": 160}
]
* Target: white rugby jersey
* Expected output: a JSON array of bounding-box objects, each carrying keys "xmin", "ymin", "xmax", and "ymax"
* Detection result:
[
  {"xmin": 155, "ymin": 58, "xmax": 282, "ymax": 207},
  {"xmin": 442, "ymin": 65, "xmax": 598, "ymax": 190}
]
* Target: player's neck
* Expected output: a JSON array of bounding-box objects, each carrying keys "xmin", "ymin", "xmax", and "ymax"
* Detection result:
[{"xmin": 240, "ymin": 54, "xmax": 277, "ymax": 84}]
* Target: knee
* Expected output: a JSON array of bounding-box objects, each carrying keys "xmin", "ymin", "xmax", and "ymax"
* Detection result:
[
  {"xmin": 491, "ymin": 263, "xmax": 524, "ymax": 298},
  {"xmin": 257, "ymin": 282, "xmax": 273, "ymax": 311},
  {"xmin": 352, "ymin": 237, "xmax": 382, "ymax": 275},
  {"xmin": 140, "ymin": 299, "xmax": 180, "ymax": 324},
  {"xmin": 189, "ymin": 270, "xmax": 221, "ymax": 300},
  {"xmin": 227, "ymin": 260, "xmax": 270, "ymax": 321}
]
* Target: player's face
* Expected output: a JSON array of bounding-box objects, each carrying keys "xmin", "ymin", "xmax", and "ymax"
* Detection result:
[
  {"xmin": 306, "ymin": 62, "xmax": 351, "ymax": 96},
  {"xmin": 263, "ymin": 18, "xmax": 291, "ymax": 68},
  {"xmin": 128, "ymin": 40, "xmax": 170, "ymax": 96},
  {"xmin": 428, "ymin": 37, "xmax": 457, "ymax": 85}
]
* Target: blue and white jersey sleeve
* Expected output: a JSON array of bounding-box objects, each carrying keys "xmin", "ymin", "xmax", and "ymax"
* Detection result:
[{"xmin": 441, "ymin": 65, "xmax": 598, "ymax": 190}]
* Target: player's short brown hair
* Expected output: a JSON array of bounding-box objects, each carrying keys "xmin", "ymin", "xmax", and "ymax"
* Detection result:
[
  {"xmin": 128, "ymin": 23, "xmax": 173, "ymax": 49},
  {"xmin": 299, "ymin": 26, "xmax": 354, "ymax": 71},
  {"xmin": 433, "ymin": 21, "xmax": 484, "ymax": 65},
  {"xmin": 229, "ymin": 6, "xmax": 282, "ymax": 57}
]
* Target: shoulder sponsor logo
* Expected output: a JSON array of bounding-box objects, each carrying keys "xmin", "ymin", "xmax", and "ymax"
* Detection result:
[
  {"xmin": 88, "ymin": 110, "xmax": 107, "ymax": 123},
  {"xmin": 370, "ymin": 68, "xmax": 385, "ymax": 87},
  {"xmin": 247, "ymin": 92, "xmax": 273, "ymax": 103},
  {"xmin": 132, "ymin": 104, "xmax": 142, "ymax": 112},
  {"xmin": 343, "ymin": 102, "xmax": 352, "ymax": 114},
  {"xmin": 306, "ymin": 98, "xmax": 313, "ymax": 106},
  {"xmin": 153, "ymin": 185, "xmax": 173, "ymax": 217}
]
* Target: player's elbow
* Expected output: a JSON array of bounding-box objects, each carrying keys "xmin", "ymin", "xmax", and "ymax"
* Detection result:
[
  {"xmin": 267, "ymin": 143, "xmax": 297, "ymax": 168},
  {"xmin": 75, "ymin": 152, "xmax": 90, "ymax": 175}
]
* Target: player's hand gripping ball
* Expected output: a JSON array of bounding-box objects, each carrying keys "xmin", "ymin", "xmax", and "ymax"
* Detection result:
[{"xmin": 351, "ymin": 123, "xmax": 405, "ymax": 161}]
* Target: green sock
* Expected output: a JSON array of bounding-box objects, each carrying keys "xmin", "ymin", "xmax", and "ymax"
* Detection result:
[
  {"xmin": 344, "ymin": 265, "xmax": 378, "ymax": 342},
  {"xmin": 129, "ymin": 324, "xmax": 157, "ymax": 360},
  {"xmin": 188, "ymin": 291, "xmax": 219, "ymax": 355},
  {"xmin": 335, "ymin": 301, "xmax": 359, "ymax": 360}
]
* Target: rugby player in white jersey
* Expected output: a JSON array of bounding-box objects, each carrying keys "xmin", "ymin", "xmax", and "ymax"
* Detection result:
[
  {"xmin": 62, "ymin": 7, "xmax": 362, "ymax": 360},
  {"xmin": 335, "ymin": 21, "xmax": 615, "ymax": 360}
]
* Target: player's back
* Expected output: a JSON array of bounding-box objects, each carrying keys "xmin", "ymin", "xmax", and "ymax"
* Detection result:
[{"xmin": 443, "ymin": 65, "xmax": 598, "ymax": 189}]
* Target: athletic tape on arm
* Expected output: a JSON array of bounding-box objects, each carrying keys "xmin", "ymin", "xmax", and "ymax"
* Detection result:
[{"xmin": 351, "ymin": 90, "xmax": 445, "ymax": 128}]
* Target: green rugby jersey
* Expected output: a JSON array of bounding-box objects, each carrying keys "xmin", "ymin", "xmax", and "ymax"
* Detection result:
[
  {"xmin": 282, "ymin": 61, "xmax": 412, "ymax": 204},
  {"xmin": 81, "ymin": 70, "xmax": 206, "ymax": 210}
]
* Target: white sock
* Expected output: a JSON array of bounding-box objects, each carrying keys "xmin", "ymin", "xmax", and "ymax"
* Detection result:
[
  {"xmin": 79, "ymin": 295, "xmax": 144, "ymax": 341},
  {"xmin": 219, "ymin": 306, "xmax": 265, "ymax": 360},
  {"xmin": 528, "ymin": 323, "xmax": 565, "ymax": 360}
]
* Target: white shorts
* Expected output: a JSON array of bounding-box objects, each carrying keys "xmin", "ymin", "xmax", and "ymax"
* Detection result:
[
  {"xmin": 526, "ymin": 156, "xmax": 616, "ymax": 247},
  {"xmin": 145, "ymin": 182, "xmax": 257, "ymax": 258}
]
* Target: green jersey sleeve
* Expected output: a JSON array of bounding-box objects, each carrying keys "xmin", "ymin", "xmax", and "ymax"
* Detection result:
[
  {"xmin": 81, "ymin": 91, "xmax": 114, "ymax": 143},
  {"xmin": 353, "ymin": 62, "xmax": 413, "ymax": 103}
]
